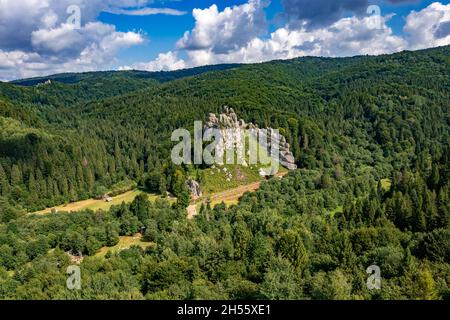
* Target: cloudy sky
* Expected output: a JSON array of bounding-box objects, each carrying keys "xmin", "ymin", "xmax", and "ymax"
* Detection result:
[{"xmin": 0, "ymin": 0, "xmax": 449, "ymax": 80}]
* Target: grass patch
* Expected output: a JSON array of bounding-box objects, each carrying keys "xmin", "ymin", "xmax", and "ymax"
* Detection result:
[
  {"xmin": 32, "ymin": 189, "xmax": 162, "ymax": 215},
  {"xmin": 328, "ymin": 205, "xmax": 343, "ymax": 217},
  {"xmin": 202, "ymin": 163, "xmax": 287, "ymax": 195},
  {"xmin": 95, "ymin": 235, "xmax": 154, "ymax": 258},
  {"xmin": 202, "ymin": 164, "xmax": 261, "ymax": 195}
]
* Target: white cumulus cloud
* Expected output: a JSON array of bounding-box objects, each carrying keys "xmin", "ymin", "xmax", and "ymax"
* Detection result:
[
  {"xmin": 120, "ymin": 51, "xmax": 186, "ymax": 71},
  {"xmin": 146, "ymin": 1, "xmax": 448, "ymax": 72},
  {"xmin": 178, "ymin": 6, "xmax": 406, "ymax": 67},
  {"xmin": 177, "ymin": 0, "xmax": 268, "ymax": 54},
  {"xmin": 404, "ymin": 2, "xmax": 450, "ymax": 50},
  {"xmin": 0, "ymin": 0, "xmax": 174, "ymax": 80}
]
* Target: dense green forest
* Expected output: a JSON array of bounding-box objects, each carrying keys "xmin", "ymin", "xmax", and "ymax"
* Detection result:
[{"xmin": 0, "ymin": 46, "xmax": 449, "ymax": 299}]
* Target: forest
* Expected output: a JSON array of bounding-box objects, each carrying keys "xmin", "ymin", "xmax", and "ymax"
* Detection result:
[{"xmin": 0, "ymin": 45, "xmax": 449, "ymax": 299}]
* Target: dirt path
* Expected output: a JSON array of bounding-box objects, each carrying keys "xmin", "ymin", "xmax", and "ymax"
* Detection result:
[
  {"xmin": 208, "ymin": 181, "xmax": 262, "ymax": 204},
  {"xmin": 210, "ymin": 171, "xmax": 287, "ymax": 203},
  {"xmin": 187, "ymin": 205, "xmax": 198, "ymax": 219}
]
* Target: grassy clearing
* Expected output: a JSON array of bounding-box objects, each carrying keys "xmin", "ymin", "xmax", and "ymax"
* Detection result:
[
  {"xmin": 32, "ymin": 189, "xmax": 161, "ymax": 215},
  {"xmin": 202, "ymin": 164, "xmax": 261, "ymax": 195},
  {"xmin": 188, "ymin": 171, "xmax": 288, "ymax": 219},
  {"xmin": 188, "ymin": 180, "xmax": 262, "ymax": 219},
  {"xmin": 210, "ymin": 171, "xmax": 287, "ymax": 205},
  {"xmin": 202, "ymin": 163, "xmax": 287, "ymax": 196},
  {"xmin": 207, "ymin": 180, "xmax": 263, "ymax": 206},
  {"xmin": 95, "ymin": 234, "xmax": 154, "ymax": 258}
]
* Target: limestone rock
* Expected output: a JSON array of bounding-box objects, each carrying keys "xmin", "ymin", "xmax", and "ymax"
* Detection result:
[
  {"xmin": 186, "ymin": 178, "xmax": 202, "ymax": 198},
  {"xmin": 204, "ymin": 106, "xmax": 297, "ymax": 171}
]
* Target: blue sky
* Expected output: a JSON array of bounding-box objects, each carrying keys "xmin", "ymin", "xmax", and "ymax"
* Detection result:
[
  {"xmin": 101, "ymin": 0, "xmax": 279, "ymax": 63},
  {"xmin": 383, "ymin": 0, "xmax": 440, "ymax": 33},
  {"xmin": 0, "ymin": 0, "xmax": 449, "ymax": 80},
  {"xmin": 101, "ymin": 0, "xmax": 442, "ymax": 64}
]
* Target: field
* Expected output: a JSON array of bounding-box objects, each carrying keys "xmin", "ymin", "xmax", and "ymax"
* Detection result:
[
  {"xmin": 204, "ymin": 170, "xmax": 288, "ymax": 205},
  {"xmin": 202, "ymin": 164, "xmax": 261, "ymax": 195},
  {"xmin": 32, "ymin": 189, "xmax": 161, "ymax": 215},
  {"xmin": 187, "ymin": 180, "xmax": 263, "ymax": 219},
  {"xmin": 207, "ymin": 180, "xmax": 265, "ymax": 206}
]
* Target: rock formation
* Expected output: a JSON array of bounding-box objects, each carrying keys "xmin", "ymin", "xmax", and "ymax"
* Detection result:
[
  {"xmin": 265, "ymin": 128, "xmax": 297, "ymax": 170},
  {"xmin": 204, "ymin": 106, "xmax": 297, "ymax": 171},
  {"xmin": 205, "ymin": 106, "xmax": 247, "ymax": 165},
  {"xmin": 186, "ymin": 178, "xmax": 202, "ymax": 198}
]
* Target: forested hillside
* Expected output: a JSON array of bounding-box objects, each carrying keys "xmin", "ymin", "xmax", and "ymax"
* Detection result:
[{"xmin": 0, "ymin": 46, "xmax": 449, "ymax": 299}]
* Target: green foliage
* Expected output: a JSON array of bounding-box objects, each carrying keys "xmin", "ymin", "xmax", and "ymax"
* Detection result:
[{"xmin": 0, "ymin": 46, "xmax": 449, "ymax": 300}]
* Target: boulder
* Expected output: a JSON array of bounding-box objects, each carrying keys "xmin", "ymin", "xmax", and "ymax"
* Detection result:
[{"xmin": 186, "ymin": 178, "xmax": 202, "ymax": 198}]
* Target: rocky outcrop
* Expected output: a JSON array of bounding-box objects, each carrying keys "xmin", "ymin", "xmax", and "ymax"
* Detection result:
[
  {"xmin": 205, "ymin": 106, "xmax": 297, "ymax": 171},
  {"xmin": 36, "ymin": 79, "xmax": 52, "ymax": 87},
  {"xmin": 205, "ymin": 106, "xmax": 247, "ymax": 165},
  {"xmin": 186, "ymin": 178, "xmax": 202, "ymax": 198},
  {"xmin": 264, "ymin": 128, "xmax": 297, "ymax": 170}
]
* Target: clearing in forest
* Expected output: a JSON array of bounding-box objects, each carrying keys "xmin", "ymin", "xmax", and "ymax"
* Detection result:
[
  {"xmin": 32, "ymin": 189, "xmax": 160, "ymax": 215},
  {"xmin": 95, "ymin": 234, "xmax": 154, "ymax": 257}
]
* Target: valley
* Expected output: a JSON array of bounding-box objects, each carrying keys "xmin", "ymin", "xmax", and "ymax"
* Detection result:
[{"xmin": 0, "ymin": 46, "xmax": 448, "ymax": 300}]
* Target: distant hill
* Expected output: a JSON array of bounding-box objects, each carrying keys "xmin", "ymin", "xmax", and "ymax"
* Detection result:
[
  {"xmin": 10, "ymin": 64, "xmax": 240, "ymax": 86},
  {"xmin": 2, "ymin": 64, "xmax": 240, "ymax": 109}
]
